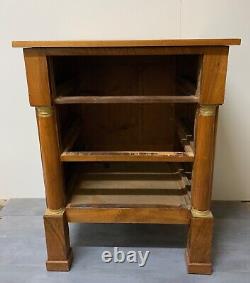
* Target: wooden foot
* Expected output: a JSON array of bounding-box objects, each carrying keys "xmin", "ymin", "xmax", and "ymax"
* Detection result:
[
  {"xmin": 44, "ymin": 209, "xmax": 73, "ymax": 271},
  {"xmin": 186, "ymin": 211, "xmax": 213, "ymax": 274},
  {"xmin": 185, "ymin": 249, "xmax": 212, "ymax": 275},
  {"xmin": 46, "ymin": 248, "xmax": 73, "ymax": 271}
]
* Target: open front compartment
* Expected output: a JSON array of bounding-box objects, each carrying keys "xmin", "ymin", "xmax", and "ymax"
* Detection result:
[
  {"xmin": 57, "ymin": 103, "xmax": 196, "ymax": 162},
  {"xmin": 64, "ymin": 162, "xmax": 192, "ymax": 224},
  {"xmin": 51, "ymin": 55, "xmax": 201, "ymax": 104}
]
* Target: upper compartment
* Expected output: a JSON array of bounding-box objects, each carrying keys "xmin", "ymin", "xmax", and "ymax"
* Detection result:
[{"xmin": 51, "ymin": 55, "xmax": 201, "ymax": 104}]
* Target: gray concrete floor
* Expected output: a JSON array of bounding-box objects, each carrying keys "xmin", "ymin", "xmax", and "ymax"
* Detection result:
[{"xmin": 0, "ymin": 199, "xmax": 250, "ymax": 283}]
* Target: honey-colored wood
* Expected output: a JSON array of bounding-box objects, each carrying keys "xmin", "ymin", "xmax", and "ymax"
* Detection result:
[
  {"xmin": 191, "ymin": 106, "xmax": 218, "ymax": 211},
  {"xmin": 12, "ymin": 38, "xmax": 241, "ymax": 48},
  {"xmin": 20, "ymin": 46, "xmax": 236, "ymax": 58},
  {"xmin": 200, "ymin": 47, "xmax": 229, "ymax": 104},
  {"xmin": 23, "ymin": 46, "xmax": 209, "ymax": 56},
  {"xmin": 66, "ymin": 207, "xmax": 190, "ymax": 224},
  {"xmin": 69, "ymin": 194, "xmax": 190, "ymax": 208},
  {"xmin": 44, "ymin": 210, "xmax": 72, "ymax": 271},
  {"xmin": 78, "ymin": 105, "xmax": 176, "ymax": 151},
  {"xmin": 66, "ymin": 165, "xmax": 191, "ymax": 224},
  {"xmin": 36, "ymin": 107, "xmax": 65, "ymax": 210},
  {"xmin": 23, "ymin": 49, "xmax": 51, "ymax": 106},
  {"xmin": 14, "ymin": 39, "xmax": 240, "ymax": 274},
  {"xmin": 186, "ymin": 215, "xmax": 213, "ymax": 274}
]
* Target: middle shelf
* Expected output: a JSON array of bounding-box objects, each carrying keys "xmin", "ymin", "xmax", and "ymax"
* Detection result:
[
  {"xmin": 61, "ymin": 151, "xmax": 194, "ymax": 162},
  {"xmin": 60, "ymin": 114, "xmax": 195, "ymax": 162},
  {"xmin": 57, "ymin": 102, "xmax": 196, "ymax": 163}
]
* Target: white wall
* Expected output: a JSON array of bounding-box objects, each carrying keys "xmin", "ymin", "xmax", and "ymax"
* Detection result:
[{"xmin": 0, "ymin": 0, "xmax": 249, "ymax": 200}]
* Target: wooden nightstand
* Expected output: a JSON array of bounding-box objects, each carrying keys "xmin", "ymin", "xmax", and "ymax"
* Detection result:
[{"xmin": 13, "ymin": 39, "xmax": 240, "ymax": 274}]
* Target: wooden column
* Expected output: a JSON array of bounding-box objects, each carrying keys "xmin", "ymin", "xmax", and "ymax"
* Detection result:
[
  {"xmin": 191, "ymin": 105, "xmax": 218, "ymax": 211},
  {"xmin": 24, "ymin": 49, "xmax": 72, "ymax": 271},
  {"xmin": 186, "ymin": 105, "xmax": 218, "ymax": 274},
  {"xmin": 36, "ymin": 106, "xmax": 73, "ymax": 271},
  {"xmin": 24, "ymin": 49, "xmax": 66, "ymax": 210},
  {"xmin": 36, "ymin": 106, "xmax": 65, "ymax": 210}
]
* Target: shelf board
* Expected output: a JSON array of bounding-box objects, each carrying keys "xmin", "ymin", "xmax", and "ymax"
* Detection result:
[
  {"xmin": 60, "ymin": 116, "xmax": 194, "ymax": 163},
  {"xmin": 65, "ymin": 167, "xmax": 191, "ymax": 224},
  {"xmin": 60, "ymin": 151, "xmax": 194, "ymax": 162},
  {"xmin": 54, "ymin": 95, "xmax": 199, "ymax": 104},
  {"xmin": 71, "ymin": 172, "xmax": 189, "ymax": 195},
  {"xmin": 69, "ymin": 194, "xmax": 190, "ymax": 208}
]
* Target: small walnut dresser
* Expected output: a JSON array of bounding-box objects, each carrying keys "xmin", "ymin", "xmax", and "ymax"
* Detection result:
[{"xmin": 13, "ymin": 39, "xmax": 241, "ymax": 274}]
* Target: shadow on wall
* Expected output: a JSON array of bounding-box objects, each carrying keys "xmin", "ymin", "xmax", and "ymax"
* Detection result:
[{"xmin": 213, "ymin": 79, "xmax": 248, "ymax": 200}]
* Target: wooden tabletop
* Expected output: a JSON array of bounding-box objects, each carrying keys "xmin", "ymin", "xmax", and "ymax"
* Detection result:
[{"xmin": 12, "ymin": 38, "xmax": 241, "ymax": 48}]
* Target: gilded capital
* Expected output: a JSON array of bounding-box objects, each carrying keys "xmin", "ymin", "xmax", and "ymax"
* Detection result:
[
  {"xmin": 36, "ymin": 106, "xmax": 53, "ymax": 117},
  {"xmin": 200, "ymin": 105, "xmax": 216, "ymax": 117}
]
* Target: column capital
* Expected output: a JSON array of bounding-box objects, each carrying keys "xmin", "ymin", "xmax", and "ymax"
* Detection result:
[
  {"xmin": 36, "ymin": 106, "xmax": 54, "ymax": 117},
  {"xmin": 200, "ymin": 105, "xmax": 217, "ymax": 117}
]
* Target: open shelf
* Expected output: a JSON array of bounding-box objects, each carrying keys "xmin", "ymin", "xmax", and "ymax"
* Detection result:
[
  {"xmin": 54, "ymin": 55, "xmax": 197, "ymax": 211},
  {"xmin": 59, "ymin": 111, "xmax": 195, "ymax": 162},
  {"xmin": 56, "ymin": 96, "xmax": 197, "ymax": 163},
  {"xmin": 51, "ymin": 55, "xmax": 201, "ymax": 104},
  {"xmin": 65, "ymin": 163, "xmax": 191, "ymax": 224}
]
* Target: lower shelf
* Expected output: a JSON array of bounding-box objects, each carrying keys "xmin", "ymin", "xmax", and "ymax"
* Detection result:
[{"xmin": 65, "ymin": 164, "xmax": 191, "ymax": 224}]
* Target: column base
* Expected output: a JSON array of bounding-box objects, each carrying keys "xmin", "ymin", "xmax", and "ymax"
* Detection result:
[
  {"xmin": 46, "ymin": 248, "xmax": 73, "ymax": 271},
  {"xmin": 185, "ymin": 250, "xmax": 212, "ymax": 275},
  {"xmin": 44, "ymin": 209, "xmax": 73, "ymax": 272},
  {"xmin": 185, "ymin": 210, "xmax": 213, "ymax": 275}
]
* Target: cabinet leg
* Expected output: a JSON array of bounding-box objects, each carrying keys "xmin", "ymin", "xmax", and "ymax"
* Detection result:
[
  {"xmin": 186, "ymin": 210, "xmax": 213, "ymax": 274},
  {"xmin": 44, "ymin": 209, "xmax": 73, "ymax": 271}
]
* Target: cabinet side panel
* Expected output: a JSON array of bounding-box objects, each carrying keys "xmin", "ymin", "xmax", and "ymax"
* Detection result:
[
  {"xmin": 23, "ymin": 49, "xmax": 51, "ymax": 106},
  {"xmin": 200, "ymin": 47, "xmax": 229, "ymax": 104}
]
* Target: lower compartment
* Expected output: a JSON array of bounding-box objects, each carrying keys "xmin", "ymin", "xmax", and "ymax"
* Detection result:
[{"xmin": 65, "ymin": 162, "xmax": 192, "ymax": 224}]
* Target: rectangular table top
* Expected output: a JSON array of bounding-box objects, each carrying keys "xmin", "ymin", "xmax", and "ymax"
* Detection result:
[{"xmin": 12, "ymin": 38, "xmax": 241, "ymax": 48}]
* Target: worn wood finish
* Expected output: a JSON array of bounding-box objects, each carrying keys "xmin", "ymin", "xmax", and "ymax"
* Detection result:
[
  {"xmin": 12, "ymin": 38, "xmax": 241, "ymax": 48},
  {"xmin": 191, "ymin": 106, "xmax": 218, "ymax": 211},
  {"xmin": 66, "ymin": 164, "xmax": 191, "ymax": 223},
  {"xmin": 69, "ymin": 194, "xmax": 190, "ymax": 208},
  {"xmin": 23, "ymin": 49, "xmax": 51, "ymax": 106},
  {"xmin": 186, "ymin": 214, "xmax": 213, "ymax": 274},
  {"xmin": 36, "ymin": 108, "xmax": 65, "ymax": 209},
  {"xmin": 66, "ymin": 162, "xmax": 192, "ymax": 198},
  {"xmin": 200, "ymin": 47, "xmax": 229, "ymax": 104},
  {"xmin": 60, "ymin": 151, "xmax": 194, "ymax": 162},
  {"xmin": 44, "ymin": 210, "xmax": 72, "ymax": 271},
  {"xmin": 14, "ymin": 38, "xmax": 240, "ymax": 274},
  {"xmin": 75, "ymin": 175, "xmax": 188, "ymax": 192},
  {"xmin": 55, "ymin": 95, "xmax": 199, "ymax": 104},
  {"xmin": 176, "ymin": 119, "xmax": 194, "ymax": 158}
]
